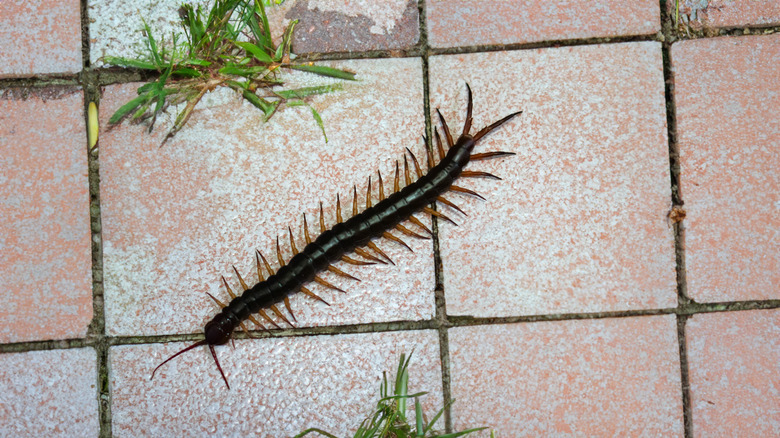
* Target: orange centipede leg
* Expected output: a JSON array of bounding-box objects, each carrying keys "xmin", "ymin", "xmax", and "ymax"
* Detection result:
[
  {"xmin": 406, "ymin": 147, "xmax": 423, "ymax": 178},
  {"xmin": 283, "ymin": 297, "xmax": 297, "ymax": 322},
  {"xmin": 436, "ymin": 109, "xmax": 454, "ymax": 147},
  {"xmin": 377, "ymin": 170, "xmax": 385, "ymax": 200},
  {"xmin": 367, "ymin": 241, "xmax": 395, "ymax": 265},
  {"xmin": 469, "ymin": 151, "xmax": 516, "ymax": 161},
  {"xmin": 328, "ymin": 265, "xmax": 360, "ymax": 281},
  {"xmin": 460, "ymin": 170, "xmax": 501, "ymax": 180},
  {"xmin": 382, "ymin": 231, "xmax": 412, "ymax": 252},
  {"xmin": 314, "ymin": 275, "xmax": 346, "ymax": 293},
  {"xmin": 434, "ymin": 128, "xmax": 445, "ymax": 160},
  {"xmin": 407, "ymin": 214, "xmax": 433, "ymax": 235},
  {"xmin": 269, "ymin": 305, "xmax": 294, "ymax": 327},
  {"xmin": 450, "ymin": 185, "xmax": 486, "ymax": 201},
  {"xmin": 436, "ymin": 195, "xmax": 467, "ymax": 216},
  {"xmin": 424, "ymin": 206, "xmax": 457, "ymax": 226},
  {"xmin": 463, "ymin": 83, "xmax": 473, "ymax": 136},
  {"xmin": 395, "ymin": 223, "xmax": 429, "ymax": 240},
  {"xmin": 300, "ymin": 285, "xmax": 330, "ymax": 305}
]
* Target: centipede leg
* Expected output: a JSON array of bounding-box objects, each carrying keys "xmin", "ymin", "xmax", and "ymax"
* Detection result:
[
  {"xmin": 463, "ymin": 83, "xmax": 473, "ymax": 136},
  {"xmin": 436, "ymin": 195, "xmax": 467, "ymax": 216},
  {"xmin": 436, "ymin": 109, "xmax": 454, "ymax": 147},
  {"xmin": 469, "ymin": 151, "xmax": 516, "ymax": 161},
  {"xmin": 472, "ymin": 110, "xmax": 523, "ymax": 142},
  {"xmin": 460, "ymin": 170, "xmax": 501, "ymax": 180},
  {"xmin": 450, "ymin": 185, "xmax": 486, "ymax": 201}
]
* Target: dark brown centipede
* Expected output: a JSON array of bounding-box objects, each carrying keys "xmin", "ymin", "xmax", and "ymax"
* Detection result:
[{"xmin": 151, "ymin": 85, "xmax": 522, "ymax": 388}]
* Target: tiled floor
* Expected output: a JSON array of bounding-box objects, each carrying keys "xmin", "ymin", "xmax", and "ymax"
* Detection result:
[{"xmin": 1, "ymin": 1, "xmax": 778, "ymax": 437}]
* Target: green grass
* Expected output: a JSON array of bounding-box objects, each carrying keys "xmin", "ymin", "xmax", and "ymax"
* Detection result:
[
  {"xmin": 294, "ymin": 353, "xmax": 490, "ymax": 438},
  {"xmin": 103, "ymin": 0, "xmax": 355, "ymax": 143}
]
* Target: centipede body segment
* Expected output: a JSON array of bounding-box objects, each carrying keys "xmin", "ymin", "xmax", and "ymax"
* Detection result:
[{"xmin": 151, "ymin": 85, "xmax": 522, "ymax": 389}]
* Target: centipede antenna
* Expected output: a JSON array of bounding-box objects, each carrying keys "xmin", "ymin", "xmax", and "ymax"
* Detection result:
[
  {"xmin": 255, "ymin": 251, "xmax": 266, "ymax": 282},
  {"xmin": 395, "ymin": 223, "xmax": 429, "ymax": 239},
  {"xmin": 434, "ymin": 128, "xmax": 445, "ymax": 159},
  {"xmin": 472, "ymin": 110, "xmax": 522, "ymax": 143},
  {"xmin": 328, "ymin": 265, "xmax": 360, "ymax": 281},
  {"xmin": 366, "ymin": 176, "xmax": 372, "ymax": 208},
  {"xmin": 319, "ymin": 202, "xmax": 326, "ymax": 233},
  {"xmin": 352, "ymin": 185, "xmax": 358, "ymax": 216},
  {"xmin": 382, "ymin": 231, "xmax": 413, "ymax": 252},
  {"xmin": 208, "ymin": 344, "xmax": 231, "ymax": 389},
  {"xmin": 460, "ymin": 170, "xmax": 502, "ymax": 180},
  {"xmin": 232, "ymin": 266, "xmax": 249, "ymax": 291},
  {"xmin": 257, "ymin": 250, "xmax": 275, "ymax": 276},
  {"xmin": 377, "ymin": 170, "xmax": 385, "ymax": 200},
  {"xmin": 314, "ymin": 275, "xmax": 346, "ymax": 293},
  {"xmin": 403, "ymin": 155, "xmax": 412, "ymax": 185},
  {"xmin": 275, "ymin": 237, "xmax": 285, "ymax": 266},
  {"xmin": 367, "ymin": 241, "xmax": 395, "ymax": 265},
  {"xmin": 406, "ymin": 148, "xmax": 423, "ymax": 178},
  {"xmin": 463, "ymin": 83, "xmax": 473, "ymax": 136},
  {"xmin": 283, "ymin": 297, "xmax": 297, "ymax": 322},
  {"xmin": 150, "ymin": 339, "xmax": 207, "ymax": 382},
  {"xmin": 436, "ymin": 109, "xmax": 454, "ymax": 147},
  {"xmin": 450, "ymin": 185, "xmax": 486, "ymax": 201},
  {"xmin": 288, "ymin": 226, "xmax": 298, "ymax": 255},
  {"xmin": 257, "ymin": 309, "xmax": 282, "ymax": 329},
  {"xmin": 436, "ymin": 195, "xmax": 467, "ymax": 216},
  {"xmin": 300, "ymin": 285, "xmax": 330, "ymax": 305},
  {"xmin": 469, "ymin": 151, "xmax": 516, "ymax": 161},
  {"xmin": 408, "ymin": 215, "xmax": 433, "ymax": 235},
  {"xmin": 354, "ymin": 247, "xmax": 387, "ymax": 265},
  {"xmin": 303, "ymin": 214, "xmax": 312, "ymax": 245},
  {"xmin": 336, "ymin": 194, "xmax": 343, "ymax": 223},
  {"xmin": 394, "ymin": 161, "xmax": 400, "ymax": 193},
  {"xmin": 341, "ymin": 254, "xmax": 375, "ymax": 266},
  {"xmin": 424, "ymin": 206, "xmax": 458, "ymax": 226},
  {"xmin": 269, "ymin": 304, "xmax": 294, "ymax": 327},
  {"xmin": 207, "ymin": 291, "xmax": 227, "ymax": 308}
]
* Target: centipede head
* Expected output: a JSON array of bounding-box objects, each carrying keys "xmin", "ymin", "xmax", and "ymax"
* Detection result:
[{"xmin": 150, "ymin": 318, "xmax": 234, "ymax": 389}]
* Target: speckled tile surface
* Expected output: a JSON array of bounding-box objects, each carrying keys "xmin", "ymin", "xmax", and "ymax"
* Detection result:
[
  {"xmin": 674, "ymin": 34, "xmax": 780, "ymax": 302},
  {"xmin": 430, "ymin": 43, "xmax": 677, "ymax": 317},
  {"xmin": 672, "ymin": 0, "xmax": 780, "ymax": 28},
  {"xmin": 449, "ymin": 315, "xmax": 684, "ymax": 436},
  {"xmin": 427, "ymin": 0, "xmax": 660, "ymax": 48},
  {"xmin": 110, "ymin": 330, "xmax": 441, "ymax": 436},
  {"xmin": 99, "ymin": 58, "xmax": 433, "ymax": 337},
  {"xmin": 0, "ymin": 348, "xmax": 98, "ymax": 437},
  {"xmin": 0, "ymin": 0, "xmax": 82, "ymax": 77},
  {"xmin": 687, "ymin": 309, "xmax": 780, "ymax": 436},
  {"xmin": 3, "ymin": 1, "xmax": 780, "ymax": 437},
  {"xmin": 0, "ymin": 88, "xmax": 92, "ymax": 343}
]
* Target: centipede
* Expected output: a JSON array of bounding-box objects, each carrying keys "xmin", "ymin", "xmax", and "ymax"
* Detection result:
[{"xmin": 151, "ymin": 84, "xmax": 522, "ymax": 389}]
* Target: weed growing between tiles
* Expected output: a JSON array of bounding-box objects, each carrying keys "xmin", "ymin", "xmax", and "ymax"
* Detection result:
[
  {"xmin": 103, "ymin": 0, "xmax": 355, "ymax": 143},
  {"xmin": 294, "ymin": 353, "xmax": 488, "ymax": 438}
]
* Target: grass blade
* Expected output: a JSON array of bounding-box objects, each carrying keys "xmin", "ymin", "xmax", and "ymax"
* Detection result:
[
  {"xmin": 140, "ymin": 17, "xmax": 162, "ymax": 68},
  {"xmin": 102, "ymin": 56, "xmax": 158, "ymax": 70},
  {"xmin": 274, "ymin": 84, "xmax": 342, "ymax": 99},
  {"xmin": 108, "ymin": 93, "xmax": 150, "ymax": 124},
  {"xmin": 290, "ymin": 64, "xmax": 356, "ymax": 80},
  {"xmin": 234, "ymin": 41, "xmax": 273, "ymax": 63}
]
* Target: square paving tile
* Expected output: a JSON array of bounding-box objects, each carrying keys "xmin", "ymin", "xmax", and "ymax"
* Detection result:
[
  {"xmin": 673, "ymin": 34, "xmax": 779, "ymax": 302},
  {"xmin": 427, "ymin": 0, "xmax": 660, "ymax": 48},
  {"xmin": 0, "ymin": 88, "xmax": 92, "ymax": 343},
  {"xmin": 0, "ymin": 348, "xmax": 99, "ymax": 437},
  {"xmin": 430, "ymin": 42, "xmax": 676, "ymax": 317},
  {"xmin": 111, "ymin": 330, "xmax": 441, "ymax": 436},
  {"xmin": 686, "ymin": 309, "xmax": 780, "ymax": 436},
  {"xmin": 99, "ymin": 58, "xmax": 433, "ymax": 337},
  {"xmin": 449, "ymin": 315, "xmax": 684, "ymax": 436},
  {"xmin": 0, "ymin": 0, "xmax": 82, "ymax": 77}
]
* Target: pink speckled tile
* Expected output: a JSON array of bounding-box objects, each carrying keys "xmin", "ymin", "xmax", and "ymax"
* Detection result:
[
  {"xmin": 111, "ymin": 330, "xmax": 441, "ymax": 436},
  {"xmin": 674, "ymin": 35, "xmax": 779, "ymax": 302},
  {"xmin": 100, "ymin": 58, "xmax": 433, "ymax": 338},
  {"xmin": 449, "ymin": 315, "xmax": 684, "ymax": 436},
  {"xmin": 426, "ymin": 0, "xmax": 660, "ymax": 49},
  {"xmin": 672, "ymin": 0, "xmax": 780, "ymax": 29},
  {"xmin": 286, "ymin": 0, "xmax": 419, "ymax": 53},
  {"xmin": 687, "ymin": 309, "xmax": 780, "ymax": 436},
  {"xmin": 0, "ymin": 88, "xmax": 92, "ymax": 343},
  {"xmin": 0, "ymin": 0, "xmax": 82, "ymax": 77},
  {"xmin": 430, "ymin": 43, "xmax": 676, "ymax": 317},
  {"xmin": 0, "ymin": 348, "xmax": 98, "ymax": 437}
]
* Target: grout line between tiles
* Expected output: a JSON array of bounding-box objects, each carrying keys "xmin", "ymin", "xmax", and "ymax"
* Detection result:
[{"xmin": 660, "ymin": 2, "xmax": 694, "ymax": 436}]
